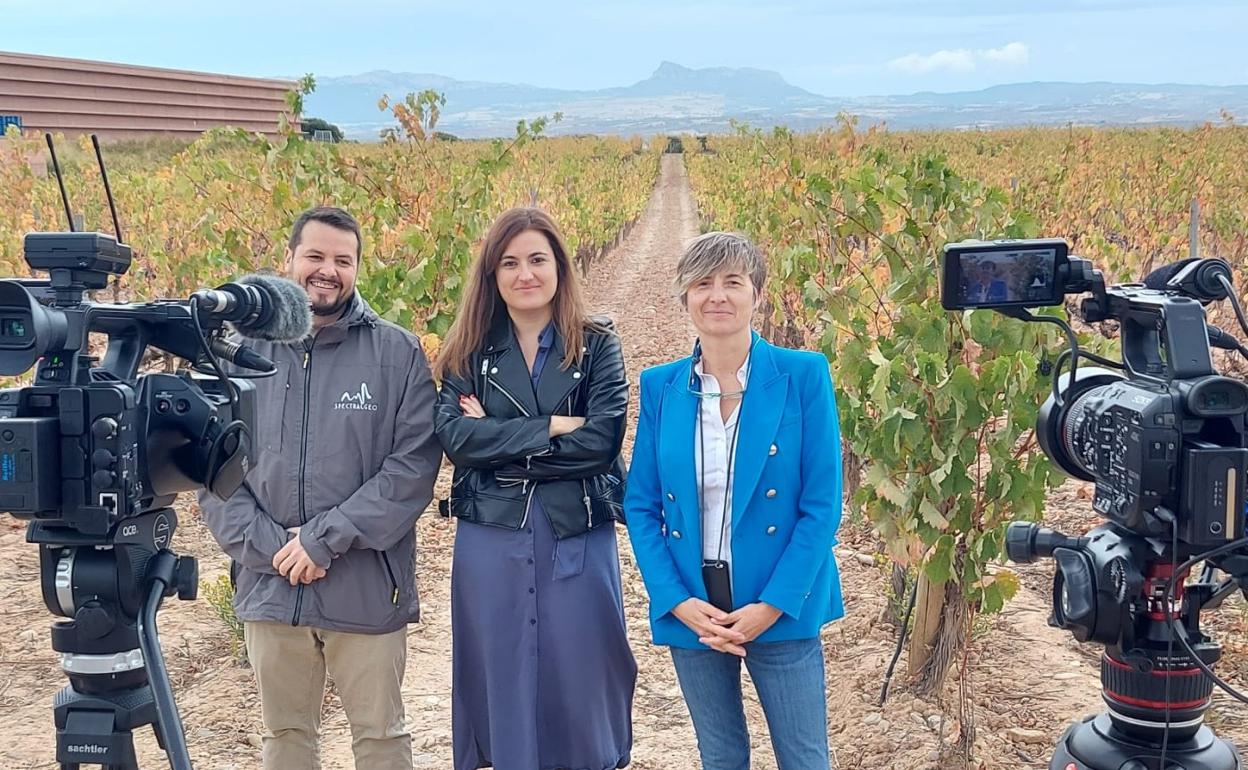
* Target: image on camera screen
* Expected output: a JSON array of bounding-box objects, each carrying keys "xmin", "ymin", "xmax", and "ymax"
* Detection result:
[{"xmin": 957, "ymin": 247, "xmax": 1058, "ymax": 306}]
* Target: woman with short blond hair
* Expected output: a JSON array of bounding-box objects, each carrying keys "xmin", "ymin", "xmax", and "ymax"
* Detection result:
[{"xmin": 626, "ymin": 231, "xmax": 844, "ymax": 770}]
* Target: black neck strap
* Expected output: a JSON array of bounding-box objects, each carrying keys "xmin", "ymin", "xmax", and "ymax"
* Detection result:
[{"xmin": 697, "ymin": 387, "xmax": 742, "ymax": 564}]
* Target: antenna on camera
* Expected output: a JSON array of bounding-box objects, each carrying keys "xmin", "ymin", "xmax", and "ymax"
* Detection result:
[
  {"xmin": 91, "ymin": 134, "xmax": 125, "ymax": 245},
  {"xmin": 44, "ymin": 133, "xmax": 75, "ymax": 232},
  {"xmin": 1190, "ymin": 198, "xmax": 1200, "ymax": 260}
]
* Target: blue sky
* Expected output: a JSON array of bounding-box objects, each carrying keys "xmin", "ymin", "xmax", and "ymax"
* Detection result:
[{"xmin": 2, "ymin": 0, "xmax": 1244, "ymax": 96}]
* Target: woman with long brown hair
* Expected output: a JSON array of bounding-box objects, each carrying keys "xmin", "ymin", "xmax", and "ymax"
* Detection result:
[{"xmin": 435, "ymin": 207, "xmax": 636, "ymax": 770}]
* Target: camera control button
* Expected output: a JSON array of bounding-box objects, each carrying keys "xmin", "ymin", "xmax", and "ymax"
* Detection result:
[
  {"xmin": 92, "ymin": 449, "xmax": 117, "ymax": 469},
  {"xmin": 91, "ymin": 417, "xmax": 118, "ymax": 439}
]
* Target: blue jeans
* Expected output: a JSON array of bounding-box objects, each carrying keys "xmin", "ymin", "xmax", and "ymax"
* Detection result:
[{"xmin": 670, "ymin": 637, "xmax": 830, "ymax": 770}]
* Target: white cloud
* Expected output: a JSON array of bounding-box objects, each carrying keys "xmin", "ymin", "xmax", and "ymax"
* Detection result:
[
  {"xmin": 889, "ymin": 41, "xmax": 1029, "ymax": 75},
  {"xmin": 982, "ymin": 42, "xmax": 1030, "ymax": 66},
  {"xmin": 889, "ymin": 49, "xmax": 977, "ymax": 75}
]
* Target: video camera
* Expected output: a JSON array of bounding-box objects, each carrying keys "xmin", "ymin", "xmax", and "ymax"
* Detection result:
[
  {"xmin": 942, "ymin": 238, "xmax": 1248, "ymax": 770},
  {"xmin": 2, "ymin": 135, "xmax": 312, "ymax": 770}
]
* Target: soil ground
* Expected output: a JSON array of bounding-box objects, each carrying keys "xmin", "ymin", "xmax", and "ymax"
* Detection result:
[{"xmin": 3, "ymin": 154, "xmax": 1248, "ymax": 769}]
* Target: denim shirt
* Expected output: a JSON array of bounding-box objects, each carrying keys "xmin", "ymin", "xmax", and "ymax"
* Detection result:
[
  {"xmin": 529, "ymin": 321, "xmax": 556, "ymax": 388},
  {"xmin": 529, "ymin": 320, "xmax": 589, "ymax": 578}
]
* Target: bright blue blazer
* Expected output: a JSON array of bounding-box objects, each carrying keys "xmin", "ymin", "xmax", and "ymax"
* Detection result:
[{"xmin": 625, "ymin": 334, "xmax": 845, "ymax": 648}]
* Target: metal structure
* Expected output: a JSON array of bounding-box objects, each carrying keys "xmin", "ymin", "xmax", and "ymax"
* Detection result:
[{"xmin": 0, "ymin": 51, "xmax": 297, "ymax": 140}]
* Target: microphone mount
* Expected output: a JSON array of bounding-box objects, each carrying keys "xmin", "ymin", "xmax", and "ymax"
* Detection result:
[{"xmin": 207, "ymin": 337, "xmax": 276, "ymax": 374}]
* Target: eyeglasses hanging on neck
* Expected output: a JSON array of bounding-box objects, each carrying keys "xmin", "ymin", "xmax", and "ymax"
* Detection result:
[
  {"xmin": 686, "ymin": 337, "xmax": 755, "ymax": 400},
  {"xmin": 688, "ymin": 382, "xmax": 747, "ymax": 400}
]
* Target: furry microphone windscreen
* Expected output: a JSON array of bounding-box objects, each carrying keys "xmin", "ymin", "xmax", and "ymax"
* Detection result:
[
  {"xmin": 235, "ymin": 273, "xmax": 313, "ymax": 341},
  {"xmin": 1141, "ymin": 258, "xmax": 1200, "ymax": 290}
]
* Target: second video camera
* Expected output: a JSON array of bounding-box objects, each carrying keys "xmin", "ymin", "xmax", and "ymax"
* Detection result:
[
  {"xmin": 943, "ymin": 238, "xmax": 1248, "ymax": 545},
  {"xmin": 941, "ymin": 237, "xmax": 1248, "ymax": 770}
]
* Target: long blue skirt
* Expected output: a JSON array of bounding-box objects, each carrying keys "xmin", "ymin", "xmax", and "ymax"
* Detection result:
[{"xmin": 451, "ymin": 500, "xmax": 636, "ymax": 770}]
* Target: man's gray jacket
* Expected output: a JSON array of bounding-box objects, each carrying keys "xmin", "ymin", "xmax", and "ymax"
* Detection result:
[{"xmin": 199, "ymin": 293, "xmax": 443, "ymax": 634}]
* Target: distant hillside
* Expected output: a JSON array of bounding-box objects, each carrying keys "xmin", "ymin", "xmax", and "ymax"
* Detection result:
[{"xmin": 304, "ymin": 62, "xmax": 1248, "ymax": 139}]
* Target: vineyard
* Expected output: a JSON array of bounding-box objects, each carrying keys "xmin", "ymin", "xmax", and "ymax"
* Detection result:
[
  {"xmin": 0, "ymin": 117, "xmax": 661, "ymax": 333},
  {"xmin": 3, "ymin": 116, "xmax": 1248, "ymax": 768},
  {"xmin": 684, "ymin": 120, "xmax": 1248, "ymax": 764}
]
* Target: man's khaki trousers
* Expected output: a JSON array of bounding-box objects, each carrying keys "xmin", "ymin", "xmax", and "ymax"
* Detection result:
[{"xmin": 244, "ymin": 621, "xmax": 411, "ymax": 770}]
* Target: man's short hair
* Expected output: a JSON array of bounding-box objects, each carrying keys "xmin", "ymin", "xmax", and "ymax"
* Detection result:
[
  {"xmin": 673, "ymin": 231, "xmax": 767, "ymax": 302},
  {"xmin": 288, "ymin": 206, "xmax": 362, "ymax": 260}
]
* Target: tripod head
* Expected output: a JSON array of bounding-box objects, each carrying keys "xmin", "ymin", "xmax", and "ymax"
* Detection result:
[{"xmin": 1012, "ymin": 527, "xmax": 1219, "ymax": 713}]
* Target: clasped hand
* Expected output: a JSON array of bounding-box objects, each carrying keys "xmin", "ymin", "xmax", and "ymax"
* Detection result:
[
  {"xmin": 672, "ymin": 598, "xmax": 783, "ymax": 657},
  {"xmin": 273, "ymin": 527, "xmax": 327, "ymax": 586}
]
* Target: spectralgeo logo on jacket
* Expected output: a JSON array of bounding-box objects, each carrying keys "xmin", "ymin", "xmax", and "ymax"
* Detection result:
[{"xmin": 335, "ymin": 382, "xmax": 380, "ymax": 411}]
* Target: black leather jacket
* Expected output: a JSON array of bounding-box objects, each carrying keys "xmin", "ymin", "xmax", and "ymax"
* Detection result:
[{"xmin": 435, "ymin": 314, "xmax": 628, "ymax": 539}]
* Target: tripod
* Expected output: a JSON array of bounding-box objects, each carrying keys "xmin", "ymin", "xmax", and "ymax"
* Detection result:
[
  {"xmin": 1048, "ymin": 586, "xmax": 1242, "ymax": 770},
  {"xmin": 1008, "ymin": 522, "xmax": 1245, "ymax": 770},
  {"xmin": 1050, "ymin": 616, "xmax": 1240, "ymax": 770},
  {"xmin": 31, "ymin": 509, "xmax": 198, "ymax": 770},
  {"xmin": 1053, "ymin": 713, "xmax": 1239, "ymax": 770}
]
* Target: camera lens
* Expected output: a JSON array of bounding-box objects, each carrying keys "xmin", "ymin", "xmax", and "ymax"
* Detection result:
[
  {"xmin": 1061, "ymin": 388, "xmax": 1107, "ymax": 480},
  {"xmin": 1037, "ymin": 367, "xmax": 1125, "ymax": 484}
]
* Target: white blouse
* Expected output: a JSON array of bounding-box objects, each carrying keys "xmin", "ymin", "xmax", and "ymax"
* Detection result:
[{"xmin": 693, "ymin": 357, "xmax": 748, "ymax": 569}]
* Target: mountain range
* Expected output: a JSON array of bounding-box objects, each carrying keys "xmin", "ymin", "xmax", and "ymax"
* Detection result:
[{"xmin": 304, "ymin": 61, "xmax": 1248, "ymax": 140}]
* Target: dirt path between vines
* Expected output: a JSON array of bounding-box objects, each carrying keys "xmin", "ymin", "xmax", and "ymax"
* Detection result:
[{"xmin": 4, "ymin": 154, "xmax": 1248, "ymax": 769}]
